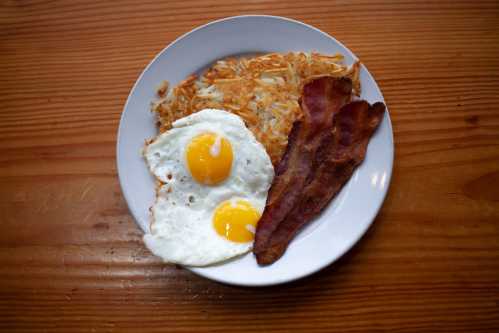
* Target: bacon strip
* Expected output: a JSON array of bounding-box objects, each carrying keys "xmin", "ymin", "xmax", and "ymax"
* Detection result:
[
  {"xmin": 255, "ymin": 100, "xmax": 386, "ymax": 265},
  {"xmin": 253, "ymin": 77, "xmax": 353, "ymax": 259}
]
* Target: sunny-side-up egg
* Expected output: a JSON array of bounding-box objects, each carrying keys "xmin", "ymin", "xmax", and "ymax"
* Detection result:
[{"xmin": 143, "ymin": 109, "xmax": 274, "ymax": 266}]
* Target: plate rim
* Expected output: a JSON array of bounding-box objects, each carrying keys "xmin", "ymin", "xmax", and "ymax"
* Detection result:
[{"xmin": 117, "ymin": 14, "xmax": 394, "ymax": 287}]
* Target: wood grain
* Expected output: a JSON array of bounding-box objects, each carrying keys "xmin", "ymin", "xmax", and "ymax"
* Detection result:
[{"xmin": 1, "ymin": 0, "xmax": 499, "ymax": 332}]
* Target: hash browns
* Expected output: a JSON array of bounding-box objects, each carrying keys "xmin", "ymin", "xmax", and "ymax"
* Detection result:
[{"xmin": 151, "ymin": 52, "xmax": 360, "ymax": 165}]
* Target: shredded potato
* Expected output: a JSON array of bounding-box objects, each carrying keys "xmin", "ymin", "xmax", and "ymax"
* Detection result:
[{"xmin": 152, "ymin": 52, "xmax": 361, "ymax": 165}]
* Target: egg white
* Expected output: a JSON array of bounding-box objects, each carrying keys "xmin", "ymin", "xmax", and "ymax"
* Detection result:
[{"xmin": 143, "ymin": 109, "xmax": 274, "ymax": 266}]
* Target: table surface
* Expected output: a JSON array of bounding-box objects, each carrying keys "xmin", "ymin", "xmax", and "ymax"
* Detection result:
[{"xmin": 1, "ymin": 1, "xmax": 499, "ymax": 332}]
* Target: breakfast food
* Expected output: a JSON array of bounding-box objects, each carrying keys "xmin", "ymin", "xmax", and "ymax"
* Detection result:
[
  {"xmin": 254, "ymin": 76, "xmax": 386, "ymax": 265},
  {"xmin": 143, "ymin": 109, "xmax": 274, "ymax": 266},
  {"xmin": 143, "ymin": 51, "xmax": 383, "ymax": 267},
  {"xmin": 253, "ymin": 76, "xmax": 352, "ymax": 263},
  {"xmin": 152, "ymin": 52, "xmax": 360, "ymax": 165}
]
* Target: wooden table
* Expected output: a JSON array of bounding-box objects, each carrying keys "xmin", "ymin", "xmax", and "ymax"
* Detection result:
[{"xmin": 1, "ymin": 1, "xmax": 498, "ymax": 332}]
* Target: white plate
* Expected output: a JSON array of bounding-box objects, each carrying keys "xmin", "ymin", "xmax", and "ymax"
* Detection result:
[{"xmin": 117, "ymin": 15, "xmax": 393, "ymax": 286}]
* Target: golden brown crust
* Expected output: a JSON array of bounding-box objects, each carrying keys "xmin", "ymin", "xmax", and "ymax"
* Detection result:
[{"xmin": 151, "ymin": 52, "xmax": 361, "ymax": 165}]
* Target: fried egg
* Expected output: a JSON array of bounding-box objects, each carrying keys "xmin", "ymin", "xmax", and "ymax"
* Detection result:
[{"xmin": 143, "ymin": 109, "xmax": 274, "ymax": 266}]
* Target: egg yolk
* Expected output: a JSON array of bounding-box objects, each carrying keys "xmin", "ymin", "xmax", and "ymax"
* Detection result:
[
  {"xmin": 186, "ymin": 133, "xmax": 233, "ymax": 185},
  {"xmin": 213, "ymin": 199, "xmax": 261, "ymax": 243}
]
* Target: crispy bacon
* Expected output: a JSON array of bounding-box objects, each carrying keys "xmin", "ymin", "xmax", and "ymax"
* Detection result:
[
  {"xmin": 253, "ymin": 76, "xmax": 353, "ymax": 260},
  {"xmin": 255, "ymin": 100, "xmax": 386, "ymax": 265}
]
